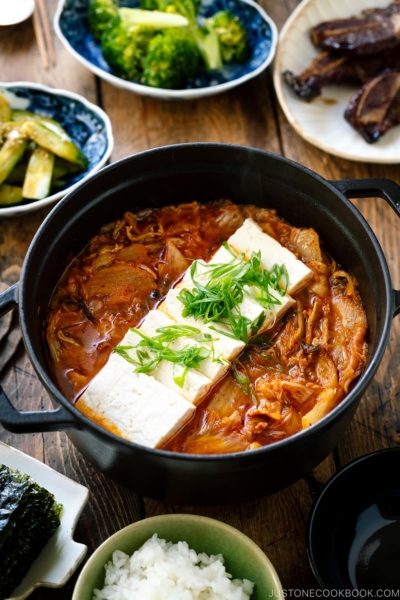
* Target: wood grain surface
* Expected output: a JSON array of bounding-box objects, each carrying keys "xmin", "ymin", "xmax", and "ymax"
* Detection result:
[{"xmin": 0, "ymin": 0, "xmax": 399, "ymax": 595}]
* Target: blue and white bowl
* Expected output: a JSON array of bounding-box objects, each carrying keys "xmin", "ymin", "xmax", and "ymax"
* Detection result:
[
  {"xmin": 54, "ymin": 0, "xmax": 278, "ymax": 100},
  {"xmin": 0, "ymin": 82, "xmax": 113, "ymax": 217}
]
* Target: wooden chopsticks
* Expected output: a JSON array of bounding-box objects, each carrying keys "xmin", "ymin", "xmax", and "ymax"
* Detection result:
[{"xmin": 32, "ymin": 0, "xmax": 56, "ymax": 69}]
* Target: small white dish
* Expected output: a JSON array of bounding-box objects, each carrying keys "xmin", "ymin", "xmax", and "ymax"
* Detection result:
[
  {"xmin": 0, "ymin": 441, "xmax": 89, "ymax": 600},
  {"xmin": 0, "ymin": 0, "xmax": 34, "ymax": 26},
  {"xmin": 273, "ymin": 0, "xmax": 400, "ymax": 164},
  {"xmin": 0, "ymin": 81, "xmax": 113, "ymax": 218}
]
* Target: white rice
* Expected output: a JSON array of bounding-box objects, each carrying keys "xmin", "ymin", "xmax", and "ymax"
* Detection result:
[{"xmin": 93, "ymin": 533, "xmax": 254, "ymax": 600}]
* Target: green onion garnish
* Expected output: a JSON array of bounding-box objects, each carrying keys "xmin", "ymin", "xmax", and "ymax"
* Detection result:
[
  {"xmin": 231, "ymin": 358, "xmax": 257, "ymax": 404},
  {"xmin": 115, "ymin": 324, "xmax": 224, "ymax": 388},
  {"xmin": 177, "ymin": 243, "xmax": 289, "ymax": 343}
]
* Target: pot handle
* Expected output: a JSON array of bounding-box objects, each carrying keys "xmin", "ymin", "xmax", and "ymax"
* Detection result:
[
  {"xmin": 0, "ymin": 283, "xmax": 19, "ymax": 317},
  {"xmin": 330, "ymin": 178, "xmax": 400, "ymax": 318},
  {"xmin": 0, "ymin": 384, "xmax": 79, "ymax": 433},
  {"xmin": 0, "ymin": 284, "xmax": 79, "ymax": 433},
  {"xmin": 330, "ymin": 177, "xmax": 400, "ymax": 218}
]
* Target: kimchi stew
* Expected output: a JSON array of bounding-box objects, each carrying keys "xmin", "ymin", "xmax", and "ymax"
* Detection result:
[{"xmin": 45, "ymin": 200, "xmax": 368, "ymax": 454}]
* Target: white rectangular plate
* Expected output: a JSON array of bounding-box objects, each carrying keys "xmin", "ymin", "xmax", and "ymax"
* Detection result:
[{"xmin": 0, "ymin": 441, "xmax": 88, "ymax": 599}]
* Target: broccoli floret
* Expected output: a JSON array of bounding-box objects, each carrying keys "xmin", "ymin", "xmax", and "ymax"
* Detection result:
[
  {"xmin": 157, "ymin": 0, "xmax": 197, "ymax": 23},
  {"xmin": 137, "ymin": 0, "xmax": 223, "ymax": 71},
  {"xmin": 88, "ymin": 0, "xmax": 119, "ymax": 41},
  {"xmin": 143, "ymin": 28, "xmax": 200, "ymax": 88},
  {"xmin": 205, "ymin": 10, "xmax": 249, "ymax": 63},
  {"xmin": 101, "ymin": 15, "xmax": 154, "ymax": 80},
  {"xmin": 140, "ymin": 0, "xmax": 198, "ymax": 24},
  {"xmin": 100, "ymin": 8, "xmax": 189, "ymax": 80},
  {"xmin": 193, "ymin": 25, "xmax": 221, "ymax": 70},
  {"xmin": 139, "ymin": 0, "xmax": 159, "ymax": 10}
]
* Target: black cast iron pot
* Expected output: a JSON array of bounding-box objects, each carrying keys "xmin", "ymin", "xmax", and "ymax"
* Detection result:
[{"xmin": 1, "ymin": 144, "xmax": 399, "ymax": 505}]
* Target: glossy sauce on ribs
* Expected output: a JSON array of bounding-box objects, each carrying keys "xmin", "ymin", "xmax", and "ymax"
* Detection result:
[
  {"xmin": 345, "ymin": 70, "xmax": 400, "ymax": 142},
  {"xmin": 311, "ymin": 2, "xmax": 400, "ymax": 56},
  {"xmin": 45, "ymin": 201, "xmax": 368, "ymax": 454},
  {"xmin": 283, "ymin": 46, "xmax": 400, "ymax": 102}
]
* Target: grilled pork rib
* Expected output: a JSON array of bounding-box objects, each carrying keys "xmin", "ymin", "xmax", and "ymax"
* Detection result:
[
  {"xmin": 312, "ymin": 2, "xmax": 400, "ymax": 56},
  {"xmin": 283, "ymin": 46, "xmax": 400, "ymax": 101},
  {"xmin": 344, "ymin": 70, "xmax": 400, "ymax": 142}
]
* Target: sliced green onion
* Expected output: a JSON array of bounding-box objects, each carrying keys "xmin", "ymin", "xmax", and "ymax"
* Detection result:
[
  {"xmin": 178, "ymin": 245, "xmax": 289, "ymax": 342},
  {"xmin": 114, "ymin": 324, "xmax": 220, "ymax": 386}
]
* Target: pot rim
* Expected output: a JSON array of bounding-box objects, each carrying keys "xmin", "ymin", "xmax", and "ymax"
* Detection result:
[{"xmin": 19, "ymin": 142, "xmax": 394, "ymax": 461}]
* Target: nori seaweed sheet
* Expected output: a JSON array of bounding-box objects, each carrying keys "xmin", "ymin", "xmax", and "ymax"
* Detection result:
[{"xmin": 0, "ymin": 465, "xmax": 63, "ymax": 599}]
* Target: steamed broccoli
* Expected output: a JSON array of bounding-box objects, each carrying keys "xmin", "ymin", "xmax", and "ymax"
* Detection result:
[
  {"xmin": 193, "ymin": 25, "xmax": 221, "ymax": 70},
  {"xmin": 143, "ymin": 28, "xmax": 200, "ymax": 88},
  {"xmin": 118, "ymin": 7, "xmax": 189, "ymax": 28},
  {"xmin": 139, "ymin": 0, "xmax": 159, "ymax": 10},
  {"xmin": 88, "ymin": 0, "xmax": 119, "ymax": 41},
  {"xmin": 140, "ymin": 0, "xmax": 199, "ymax": 23},
  {"xmin": 101, "ymin": 8, "xmax": 190, "ymax": 80},
  {"xmin": 101, "ymin": 15, "xmax": 154, "ymax": 80},
  {"xmin": 90, "ymin": 0, "xmax": 249, "ymax": 86},
  {"xmin": 139, "ymin": 0, "xmax": 221, "ymax": 71},
  {"xmin": 205, "ymin": 10, "xmax": 249, "ymax": 63}
]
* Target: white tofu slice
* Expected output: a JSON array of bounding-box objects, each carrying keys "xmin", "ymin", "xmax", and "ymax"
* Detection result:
[
  {"xmin": 121, "ymin": 325, "xmax": 213, "ymax": 406},
  {"xmin": 77, "ymin": 353, "xmax": 194, "ymax": 448},
  {"xmin": 179, "ymin": 245, "xmax": 235, "ymax": 288},
  {"xmin": 125, "ymin": 309, "xmax": 229, "ymax": 386},
  {"xmin": 227, "ymin": 218, "xmax": 313, "ymax": 294},
  {"xmin": 159, "ymin": 287, "xmax": 245, "ymax": 361},
  {"xmin": 178, "ymin": 244, "xmax": 293, "ymax": 337},
  {"xmin": 256, "ymin": 288, "xmax": 296, "ymax": 332}
]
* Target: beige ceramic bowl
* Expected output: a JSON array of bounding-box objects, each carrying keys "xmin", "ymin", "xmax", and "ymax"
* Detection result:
[{"xmin": 73, "ymin": 514, "xmax": 283, "ymax": 599}]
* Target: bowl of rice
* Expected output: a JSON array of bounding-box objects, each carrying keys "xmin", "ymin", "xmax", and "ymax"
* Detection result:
[{"xmin": 72, "ymin": 514, "xmax": 283, "ymax": 599}]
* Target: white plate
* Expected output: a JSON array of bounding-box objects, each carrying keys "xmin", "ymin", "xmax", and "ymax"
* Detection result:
[
  {"xmin": 273, "ymin": 0, "xmax": 400, "ymax": 164},
  {"xmin": 0, "ymin": 441, "xmax": 89, "ymax": 599},
  {"xmin": 0, "ymin": 0, "xmax": 34, "ymax": 26}
]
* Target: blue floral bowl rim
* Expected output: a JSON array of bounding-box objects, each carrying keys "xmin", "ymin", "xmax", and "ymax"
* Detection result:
[
  {"xmin": 53, "ymin": 0, "xmax": 278, "ymax": 100},
  {"xmin": 0, "ymin": 81, "xmax": 114, "ymax": 218}
]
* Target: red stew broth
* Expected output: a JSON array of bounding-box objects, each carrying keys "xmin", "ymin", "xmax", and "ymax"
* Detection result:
[{"xmin": 45, "ymin": 201, "xmax": 367, "ymax": 454}]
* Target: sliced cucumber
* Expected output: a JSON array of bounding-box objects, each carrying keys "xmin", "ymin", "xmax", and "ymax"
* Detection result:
[
  {"xmin": 12, "ymin": 110, "xmax": 69, "ymax": 139},
  {"xmin": 54, "ymin": 156, "xmax": 83, "ymax": 175},
  {"xmin": 0, "ymin": 184, "xmax": 23, "ymax": 205},
  {"xmin": 0, "ymin": 92, "xmax": 12, "ymax": 123},
  {"xmin": 20, "ymin": 121, "xmax": 88, "ymax": 169},
  {"xmin": 5, "ymin": 161, "xmax": 29, "ymax": 186},
  {"xmin": 51, "ymin": 178, "xmax": 65, "ymax": 190},
  {"xmin": 22, "ymin": 147, "xmax": 55, "ymax": 200},
  {"xmin": 0, "ymin": 131, "xmax": 28, "ymax": 185}
]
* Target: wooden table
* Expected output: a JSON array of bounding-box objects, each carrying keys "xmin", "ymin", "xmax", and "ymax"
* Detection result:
[{"xmin": 1, "ymin": 0, "xmax": 399, "ymax": 595}]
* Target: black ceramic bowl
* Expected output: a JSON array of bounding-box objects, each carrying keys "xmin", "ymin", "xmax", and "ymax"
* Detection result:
[
  {"xmin": 0, "ymin": 144, "xmax": 399, "ymax": 505},
  {"xmin": 307, "ymin": 448, "xmax": 400, "ymax": 591}
]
